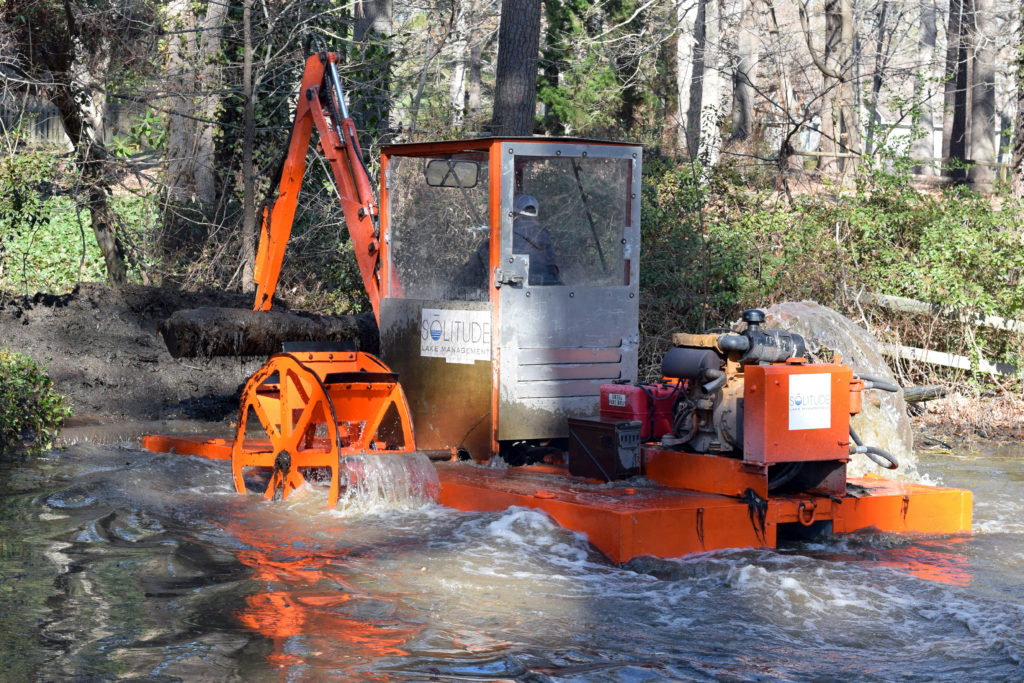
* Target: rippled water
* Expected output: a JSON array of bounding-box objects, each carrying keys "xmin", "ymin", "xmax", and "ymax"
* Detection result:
[{"xmin": 1, "ymin": 439, "xmax": 1022, "ymax": 681}]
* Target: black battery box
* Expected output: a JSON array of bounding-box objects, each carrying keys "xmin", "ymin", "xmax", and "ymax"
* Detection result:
[{"xmin": 568, "ymin": 416, "xmax": 642, "ymax": 482}]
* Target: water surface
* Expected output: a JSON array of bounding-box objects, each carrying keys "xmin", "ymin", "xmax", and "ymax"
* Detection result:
[{"xmin": 1, "ymin": 440, "xmax": 1021, "ymax": 680}]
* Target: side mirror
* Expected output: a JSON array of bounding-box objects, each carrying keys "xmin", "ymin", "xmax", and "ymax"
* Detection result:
[{"xmin": 424, "ymin": 159, "xmax": 480, "ymax": 188}]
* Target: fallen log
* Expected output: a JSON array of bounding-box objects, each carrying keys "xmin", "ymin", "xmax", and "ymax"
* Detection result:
[
  {"xmin": 159, "ymin": 307, "xmax": 379, "ymax": 358},
  {"xmin": 902, "ymin": 385, "xmax": 947, "ymax": 403}
]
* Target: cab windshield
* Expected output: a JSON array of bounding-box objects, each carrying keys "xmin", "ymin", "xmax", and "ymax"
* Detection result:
[{"xmin": 387, "ymin": 152, "xmax": 490, "ymax": 301}]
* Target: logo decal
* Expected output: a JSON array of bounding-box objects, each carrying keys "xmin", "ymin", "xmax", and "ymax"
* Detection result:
[
  {"xmin": 788, "ymin": 373, "xmax": 831, "ymax": 431},
  {"xmin": 420, "ymin": 308, "xmax": 491, "ymax": 364}
]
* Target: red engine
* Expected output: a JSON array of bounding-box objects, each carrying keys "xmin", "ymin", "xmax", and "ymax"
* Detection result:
[{"xmin": 599, "ymin": 381, "xmax": 681, "ymax": 442}]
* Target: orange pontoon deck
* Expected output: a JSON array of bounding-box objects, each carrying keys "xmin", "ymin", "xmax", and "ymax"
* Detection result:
[{"xmin": 140, "ymin": 434, "xmax": 972, "ymax": 563}]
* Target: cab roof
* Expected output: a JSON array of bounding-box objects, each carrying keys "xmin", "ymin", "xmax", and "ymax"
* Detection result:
[{"xmin": 380, "ymin": 136, "xmax": 642, "ymax": 157}]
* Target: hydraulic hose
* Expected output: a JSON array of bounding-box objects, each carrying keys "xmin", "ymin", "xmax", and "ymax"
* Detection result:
[
  {"xmin": 849, "ymin": 425, "xmax": 899, "ymax": 469},
  {"xmin": 855, "ymin": 373, "xmax": 900, "ymax": 393},
  {"xmin": 862, "ymin": 446, "xmax": 899, "ymax": 470},
  {"xmin": 768, "ymin": 462, "xmax": 804, "ymax": 491}
]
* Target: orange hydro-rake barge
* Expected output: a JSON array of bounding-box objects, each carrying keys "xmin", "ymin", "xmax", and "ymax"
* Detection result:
[
  {"xmin": 143, "ymin": 42, "xmax": 971, "ymax": 563},
  {"xmin": 143, "ymin": 429, "xmax": 972, "ymax": 563},
  {"xmin": 143, "ymin": 338, "xmax": 972, "ymax": 563}
]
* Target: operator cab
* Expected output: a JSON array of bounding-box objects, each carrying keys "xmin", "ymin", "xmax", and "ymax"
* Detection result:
[{"xmin": 378, "ymin": 138, "xmax": 642, "ymax": 462}]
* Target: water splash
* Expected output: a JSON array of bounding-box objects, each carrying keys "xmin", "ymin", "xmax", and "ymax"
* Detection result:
[
  {"xmin": 763, "ymin": 301, "xmax": 920, "ymax": 480},
  {"xmin": 337, "ymin": 452, "xmax": 440, "ymax": 513}
]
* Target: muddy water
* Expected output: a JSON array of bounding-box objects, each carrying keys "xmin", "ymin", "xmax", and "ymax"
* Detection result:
[{"xmin": 1, "ymin": 440, "xmax": 1022, "ymax": 681}]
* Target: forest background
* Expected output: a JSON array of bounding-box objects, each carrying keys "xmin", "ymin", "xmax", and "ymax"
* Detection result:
[{"xmin": 0, "ymin": 0, "xmax": 1022, "ymax": 405}]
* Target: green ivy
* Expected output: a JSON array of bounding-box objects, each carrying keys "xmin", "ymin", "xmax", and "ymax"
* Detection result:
[{"xmin": 0, "ymin": 350, "xmax": 71, "ymax": 456}]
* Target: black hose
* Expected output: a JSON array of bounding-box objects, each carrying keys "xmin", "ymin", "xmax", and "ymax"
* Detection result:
[
  {"xmin": 768, "ymin": 462, "xmax": 803, "ymax": 491},
  {"xmin": 849, "ymin": 425, "xmax": 899, "ymax": 470},
  {"xmin": 304, "ymin": 33, "xmax": 328, "ymax": 57},
  {"xmin": 672, "ymin": 396, "xmax": 698, "ymax": 443},
  {"xmin": 856, "ymin": 373, "xmax": 900, "ymax": 393},
  {"xmin": 864, "ymin": 446, "xmax": 899, "ymax": 470}
]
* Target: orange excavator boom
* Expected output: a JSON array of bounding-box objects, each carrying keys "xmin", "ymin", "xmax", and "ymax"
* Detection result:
[{"xmin": 252, "ymin": 50, "xmax": 382, "ymax": 321}]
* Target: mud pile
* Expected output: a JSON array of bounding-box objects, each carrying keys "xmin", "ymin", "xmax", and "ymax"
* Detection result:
[{"xmin": 0, "ymin": 284, "xmax": 267, "ymax": 425}]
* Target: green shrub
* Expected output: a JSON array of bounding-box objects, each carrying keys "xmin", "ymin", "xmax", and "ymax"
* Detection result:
[
  {"xmin": 0, "ymin": 122, "xmax": 156, "ymax": 295},
  {"xmin": 0, "ymin": 350, "xmax": 71, "ymax": 456}
]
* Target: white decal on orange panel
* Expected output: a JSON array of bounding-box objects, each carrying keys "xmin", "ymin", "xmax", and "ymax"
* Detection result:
[
  {"xmin": 420, "ymin": 308, "xmax": 491, "ymax": 364},
  {"xmin": 788, "ymin": 373, "xmax": 832, "ymax": 430}
]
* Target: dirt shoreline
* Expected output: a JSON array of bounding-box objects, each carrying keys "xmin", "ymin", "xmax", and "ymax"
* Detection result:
[
  {"xmin": 0, "ymin": 283, "xmax": 269, "ymax": 426},
  {"xmin": 912, "ymin": 394, "xmax": 1024, "ymax": 443},
  {"xmin": 1, "ymin": 283, "xmax": 1019, "ymax": 445}
]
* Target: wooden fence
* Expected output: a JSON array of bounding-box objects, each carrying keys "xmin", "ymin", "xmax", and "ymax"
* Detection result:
[
  {"xmin": 857, "ymin": 291, "xmax": 1021, "ymax": 378},
  {"xmin": 1, "ymin": 96, "xmax": 141, "ymax": 148},
  {"xmin": 0, "ymin": 96, "xmax": 70, "ymax": 147}
]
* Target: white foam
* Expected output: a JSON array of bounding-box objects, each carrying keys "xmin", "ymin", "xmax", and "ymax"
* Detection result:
[{"xmin": 335, "ymin": 452, "xmax": 440, "ymax": 513}]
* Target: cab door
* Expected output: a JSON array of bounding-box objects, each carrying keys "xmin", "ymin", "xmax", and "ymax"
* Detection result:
[{"xmin": 495, "ymin": 141, "xmax": 642, "ymax": 441}]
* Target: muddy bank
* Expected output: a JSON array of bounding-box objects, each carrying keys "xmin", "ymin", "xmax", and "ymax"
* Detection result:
[
  {"xmin": 914, "ymin": 393, "xmax": 1024, "ymax": 443},
  {"xmin": 0, "ymin": 283, "xmax": 372, "ymax": 426}
]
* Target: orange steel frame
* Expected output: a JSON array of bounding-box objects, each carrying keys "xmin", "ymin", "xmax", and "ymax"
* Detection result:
[
  {"xmin": 141, "ymin": 427, "xmax": 973, "ymax": 564},
  {"xmin": 230, "ymin": 349, "xmax": 415, "ymax": 507},
  {"xmin": 252, "ymin": 52, "xmax": 382, "ymax": 319},
  {"xmin": 435, "ymin": 464, "xmax": 973, "ymax": 564}
]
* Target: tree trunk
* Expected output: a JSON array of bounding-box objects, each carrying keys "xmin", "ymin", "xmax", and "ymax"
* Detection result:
[
  {"xmin": 865, "ymin": 0, "xmax": 888, "ymax": 155},
  {"xmin": 614, "ymin": 6, "xmax": 647, "ymax": 134},
  {"xmin": 823, "ymin": 0, "xmax": 856, "ymax": 172},
  {"xmin": 676, "ymin": 1, "xmax": 698, "ymax": 156},
  {"xmin": 817, "ymin": 0, "xmax": 858, "ymax": 175},
  {"xmin": 163, "ymin": 0, "xmax": 198, "ymax": 208},
  {"xmin": 818, "ymin": 0, "xmax": 841, "ymax": 173},
  {"xmin": 763, "ymin": 0, "xmax": 802, "ymax": 171},
  {"xmin": 1014, "ymin": 34, "xmax": 1024, "ymax": 198},
  {"xmin": 658, "ymin": 29, "xmax": 680, "ymax": 151},
  {"xmin": 912, "ymin": 0, "xmax": 938, "ymax": 174},
  {"xmin": 48, "ymin": 11, "xmax": 128, "ymax": 285},
  {"xmin": 241, "ymin": 0, "xmax": 256, "ymax": 293},
  {"xmin": 686, "ymin": 0, "xmax": 708, "ymax": 157},
  {"xmin": 468, "ymin": 22, "xmax": 484, "ymax": 125},
  {"xmin": 51, "ymin": 83, "xmax": 128, "ymax": 285},
  {"xmin": 967, "ymin": 0, "xmax": 996, "ymax": 186},
  {"xmin": 731, "ymin": 0, "xmax": 758, "ymax": 142},
  {"xmin": 697, "ymin": 0, "xmax": 723, "ymax": 167},
  {"xmin": 352, "ymin": 0, "xmax": 394, "ymax": 139},
  {"xmin": 449, "ymin": 5, "xmax": 469, "ymax": 127},
  {"xmin": 491, "ymin": 0, "xmax": 542, "ymax": 136},
  {"xmin": 163, "ymin": 0, "xmax": 227, "ymax": 231},
  {"xmin": 943, "ymin": 0, "xmax": 970, "ymax": 180},
  {"xmin": 194, "ymin": 0, "xmax": 229, "ymax": 206}
]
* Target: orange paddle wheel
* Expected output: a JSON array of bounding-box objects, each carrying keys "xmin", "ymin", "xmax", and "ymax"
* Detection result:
[{"xmin": 231, "ymin": 344, "xmax": 415, "ymax": 506}]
